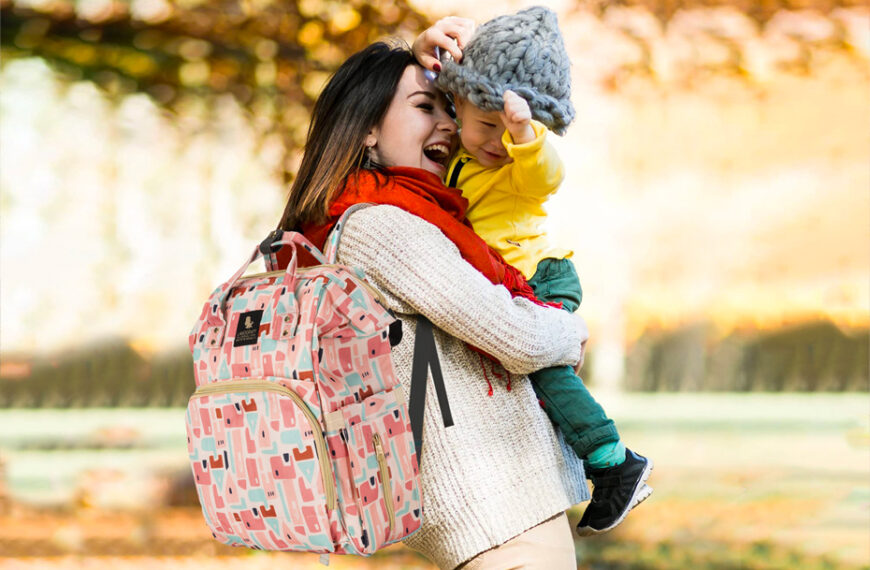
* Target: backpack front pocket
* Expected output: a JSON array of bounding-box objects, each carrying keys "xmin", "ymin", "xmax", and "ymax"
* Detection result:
[
  {"xmin": 324, "ymin": 386, "xmax": 421, "ymax": 554},
  {"xmin": 186, "ymin": 378, "xmax": 335, "ymax": 552}
]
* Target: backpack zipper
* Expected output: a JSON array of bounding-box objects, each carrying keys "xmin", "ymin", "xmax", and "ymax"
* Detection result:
[
  {"xmin": 240, "ymin": 265, "xmax": 389, "ymax": 307},
  {"xmin": 371, "ymin": 432, "xmax": 395, "ymax": 538},
  {"xmin": 191, "ymin": 379, "xmax": 337, "ymax": 511}
]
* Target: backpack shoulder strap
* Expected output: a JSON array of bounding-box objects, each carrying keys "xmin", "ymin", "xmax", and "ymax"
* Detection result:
[
  {"xmin": 322, "ymin": 201, "xmax": 454, "ymax": 463},
  {"xmin": 324, "ymin": 202, "xmax": 373, "ymax": 263}
]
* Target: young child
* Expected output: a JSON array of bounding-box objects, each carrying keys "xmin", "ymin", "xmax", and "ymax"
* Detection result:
[{"xmin": 415, "ymin": 7, "xmax": 653, "ymax": 535}]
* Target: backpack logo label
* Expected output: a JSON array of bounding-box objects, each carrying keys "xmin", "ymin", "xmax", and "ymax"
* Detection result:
[{"xmin": 233, "ymin": 310, "xmax": 263, "ymax": 347}]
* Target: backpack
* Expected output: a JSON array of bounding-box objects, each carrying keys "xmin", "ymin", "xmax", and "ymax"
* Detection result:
[{"xmin": 185, "ymin": 206, "xmax": 452, "ymax": 556}]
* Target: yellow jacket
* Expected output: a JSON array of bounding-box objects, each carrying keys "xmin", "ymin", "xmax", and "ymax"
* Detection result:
[{"xmin": 446, "ymin": 121, "xmax": 572, "ymax": 280}]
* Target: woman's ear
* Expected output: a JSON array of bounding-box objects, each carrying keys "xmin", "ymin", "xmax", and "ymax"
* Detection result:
[{"xmin": 365, "ymin": 132, "xmax": 377, "ymax": 148}]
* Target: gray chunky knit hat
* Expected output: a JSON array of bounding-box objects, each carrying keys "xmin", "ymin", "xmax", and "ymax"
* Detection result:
[{"xmin": 435, "ymin": 6, "xmax": 574, "ymax": 135}]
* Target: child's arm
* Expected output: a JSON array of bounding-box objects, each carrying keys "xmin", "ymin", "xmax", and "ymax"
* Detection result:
[
  {"xmin": 500, "ymin": 91, "xmax": 564, "ymax": 196},
  {"xmin": 412, "ymin": 17, "xmax": 476, "ymax": 72}
]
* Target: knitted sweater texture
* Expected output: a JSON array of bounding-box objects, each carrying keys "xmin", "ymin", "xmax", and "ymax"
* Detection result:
[{"xmin": 335, "ymin": 205, "xmax": 589, "ymax": 569}]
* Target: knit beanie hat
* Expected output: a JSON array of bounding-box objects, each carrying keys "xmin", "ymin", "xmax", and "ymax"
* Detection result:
[{"xmin": 435, "ymin": 6, "xmax": 575, "ymax": 135}]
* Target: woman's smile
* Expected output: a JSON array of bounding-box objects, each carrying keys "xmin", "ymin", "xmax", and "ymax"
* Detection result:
[{"xmin": 423, "ymin": 141, "xmax": 452, "ymax": 174}]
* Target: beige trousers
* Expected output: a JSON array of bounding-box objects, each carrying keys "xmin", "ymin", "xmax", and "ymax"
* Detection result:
[{"xmin": 457, "ymin": 513, "xmax": 576, "ymax": 570}]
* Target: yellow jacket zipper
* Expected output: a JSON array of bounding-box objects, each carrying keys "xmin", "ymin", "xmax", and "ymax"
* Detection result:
[
  {"xmin": 191, "ymin": 379, "xmax": 336, "ymax": 511},
  {"xmin": 371, "ymin": 432, "xmax": 395, "ymax": 538}
]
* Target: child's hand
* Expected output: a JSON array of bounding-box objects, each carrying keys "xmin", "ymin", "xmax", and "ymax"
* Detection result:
[
  {"xmin": 500, "ymin": 90, "xmax": 535, "ymax": 144},
  {"xmin": 412, "ymin": 17, "xmax": 476, "ymax": 72}
]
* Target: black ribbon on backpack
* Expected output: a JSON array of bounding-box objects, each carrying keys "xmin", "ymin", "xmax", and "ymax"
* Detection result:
[{"xmin": 408, "ymin": 316, "xmax": 454, "ymax": 465}]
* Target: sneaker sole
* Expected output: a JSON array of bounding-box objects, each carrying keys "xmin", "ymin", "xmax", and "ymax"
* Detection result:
[{"xmin": 576, "ymin": 459, "xmax": 654, "ymax": 537}]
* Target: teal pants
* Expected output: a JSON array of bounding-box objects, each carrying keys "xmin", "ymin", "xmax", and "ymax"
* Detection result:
[{"xmin": 528, "ymin": 258, "xmax": 620, "ymax": 458}]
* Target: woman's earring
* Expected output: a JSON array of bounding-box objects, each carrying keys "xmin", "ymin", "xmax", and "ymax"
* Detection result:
[{"xmin": 362, "ymin": 141, "xmax": 376, "ymax": 169}]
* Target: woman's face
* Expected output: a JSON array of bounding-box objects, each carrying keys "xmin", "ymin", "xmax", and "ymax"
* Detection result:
[{"xmin": 368, "ymin": 65, "xmax": 457, "ymax": 177}]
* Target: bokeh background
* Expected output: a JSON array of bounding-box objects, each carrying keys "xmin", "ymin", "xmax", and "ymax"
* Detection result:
[{"xmin": 1, "ymin": 0, "xmax": 868, "ymax": 568}]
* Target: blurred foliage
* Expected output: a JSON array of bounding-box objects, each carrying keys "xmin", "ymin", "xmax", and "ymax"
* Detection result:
[
  {"xmin": 0, "ymin": 0, "xmax": 430, "ymax": 181},
  {"xmin": 584, "ymin": 0, "xmax": 867, "ymax": 24},
  {"xmin": 2, "ymin": 0, "xmax": 866, "ymax": 180},
  {"xmin": 625, "ymin": 321, "xmax": 870, "ymax": 392}
]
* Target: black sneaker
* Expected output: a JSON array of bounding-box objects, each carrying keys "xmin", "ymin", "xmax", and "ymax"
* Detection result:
[{"xmin": 576, "ymin": 449, "xmax": 653, "ymax": 536}]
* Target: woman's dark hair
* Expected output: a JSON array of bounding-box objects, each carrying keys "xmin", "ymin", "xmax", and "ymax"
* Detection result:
[{"xmin": 279, "ymin": 41, "xmax": 416, "ymax": 230}]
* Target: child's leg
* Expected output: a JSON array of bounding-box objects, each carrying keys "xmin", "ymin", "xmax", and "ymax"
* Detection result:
[
  {"xmin": 527, "ymin": 257, "xmax": 583, "ymax": 312},
  {"xmin": 529, "ymin": 365, "xmax": 621, "ymax": 461},
  {"xmin": 528, "ymin": 258, "xmax": 623, "ymax": 467},
  {"xmin": 530, "ymin": 257, "xmax": 652, "ymax": 535}
]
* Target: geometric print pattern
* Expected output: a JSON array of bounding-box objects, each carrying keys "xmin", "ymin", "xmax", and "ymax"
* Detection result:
[{"xmin": 186, "ymin": 231, "xmax": 422, "ymax": 555}]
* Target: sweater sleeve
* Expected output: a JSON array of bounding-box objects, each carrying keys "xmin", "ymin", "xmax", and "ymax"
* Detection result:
[
  {"xmin": 335, "ymin": 205, "xmax": 582, "ymax": 375},
  {"xmin": 503, "ymin": 120, "xmax": 564, "ymax": 198}
]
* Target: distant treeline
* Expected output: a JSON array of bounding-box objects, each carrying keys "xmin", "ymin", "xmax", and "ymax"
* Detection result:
[
  {"xmin": 0, "ymin": 341, "xmax": 193, "ymax": 408},
  {"xmin": 625, "ymin": 321, "xmax": 869, "ymax": 392},
  {"xmin": 0, "ymin": 320, "xmax": 867, "ymax": 407}
]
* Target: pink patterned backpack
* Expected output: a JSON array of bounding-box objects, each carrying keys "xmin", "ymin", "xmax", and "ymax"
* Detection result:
[{"xmin": 185, "ymin": 206, "xmax": 451, "ymax": 556}]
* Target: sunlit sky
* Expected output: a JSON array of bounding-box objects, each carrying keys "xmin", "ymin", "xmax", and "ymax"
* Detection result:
[{"xmin": 1, "ymin": 4, "xmax": 868, "ymax": 370}]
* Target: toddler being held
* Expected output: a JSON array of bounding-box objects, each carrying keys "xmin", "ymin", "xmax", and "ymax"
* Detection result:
[{"xmin": 414, "ymin": 6, "xmax": 653, "ymax": 536}]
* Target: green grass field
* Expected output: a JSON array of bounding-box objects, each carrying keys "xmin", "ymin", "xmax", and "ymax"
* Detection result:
[{"xmin": 1, "ymin": 393, "xmax": 867, "ymax": 569}]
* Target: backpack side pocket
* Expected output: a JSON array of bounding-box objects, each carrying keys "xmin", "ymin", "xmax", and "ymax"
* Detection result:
[
  {"xmin": 186, "ymin": 378, "xmax": 336, "ymax": 552},
  {"xmin": 324, "ymin": 386, "xmax": 421, "ymax": 554}
]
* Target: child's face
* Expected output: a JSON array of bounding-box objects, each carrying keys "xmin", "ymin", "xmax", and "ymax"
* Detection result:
[{"xmin": 454, "ymin": 97, "xmax": 513, "ymax": 168}]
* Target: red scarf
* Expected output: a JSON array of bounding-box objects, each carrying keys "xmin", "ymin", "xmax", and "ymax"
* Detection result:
[
  {"xmin": 301, "ymin": 166, "xmax": 545, "ymax": 306},
  {"xmin": 285, "ymin": 166, "xmax": 559, "ymax": 394}
]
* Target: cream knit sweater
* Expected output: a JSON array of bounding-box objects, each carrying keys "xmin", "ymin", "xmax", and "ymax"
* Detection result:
[{"xmin": 335, "ymin": 205, "xmax": 589, "ymax": 570}]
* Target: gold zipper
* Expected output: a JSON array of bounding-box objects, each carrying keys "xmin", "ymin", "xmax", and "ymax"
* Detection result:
[
  {"xmin": 371, "ymin": 432, "xmax": 395, "ymax": 538},
  {"xmin": 240, "ymin": 265, "xmax": 389, "ymax": 308},
  {"xmin": 191, "ymin": 379, "xmax": 336, "ymax": 510}
]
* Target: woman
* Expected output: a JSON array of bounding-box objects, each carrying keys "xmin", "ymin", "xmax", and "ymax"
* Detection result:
[{"xmin": 278, "ymin": 40, "xmax": 589, "ymax": 569}]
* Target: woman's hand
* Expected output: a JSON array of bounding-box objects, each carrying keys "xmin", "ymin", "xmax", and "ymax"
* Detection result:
[
  {"xmin": 412, "ymin": 17, "xmax": 476, "ymax": 72},
  {"xmin": 573, "ymin": 313, "xmax": 589, "ymax": 373}
]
